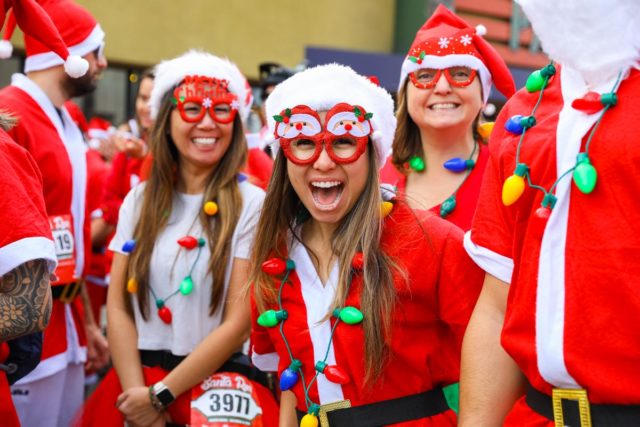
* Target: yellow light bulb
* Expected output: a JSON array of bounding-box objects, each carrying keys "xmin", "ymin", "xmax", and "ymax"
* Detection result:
[
  {"xmin": 127, "ymin": 278, "xmax": 138, "ymax": 293},
  {"xmin": 300, "ymin": 414, "xmax": 318, "ymax": 427},
  {"xmin": 380, "ymin": 201, "xmax": 393, "ymax": 218},
  {"xmin": 477, "ymin": 122, "xmax": 495, "ymax": 140},
  {"xmin": 502, "ymin": 174, "xmax": 526, "ymax": 206},
  {"xmin": 203, "ymin": 201, "xmax": 218, "ymax": 216}
]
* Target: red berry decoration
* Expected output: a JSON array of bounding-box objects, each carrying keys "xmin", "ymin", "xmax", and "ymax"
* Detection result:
[
  {"xmin": 351, "ymin": 252, "xmax": 364, "ymax": 270},
  {"xmin": 324, "ymin": 365, "xmax": 350, "ymax": 384},
  {"xmin": 158, "ymin": 306, "xmax": 172, "ymax": 324},
  {"xmin": 358, "ymin": 116, "xmax": 365, "ymax": 122},
  {"xmin": 177, "ymin": 235, "xmax": 198, "ymax": 250},
  {"xmin": 283, "ymin": 116, "xmax": 289, "ymax": 124},
  {"xmin": 571, "ymin": 91, "xmax": 603, "ymax": 114},
  {"xmin": 417, "ymin": 58, "xmax": 423, "ymax": 64}
]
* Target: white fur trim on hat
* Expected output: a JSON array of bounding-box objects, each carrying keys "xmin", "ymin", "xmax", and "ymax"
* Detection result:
[
  {"xmin": 398, "ymin": 54, "xmax": 492, "ymax": 103},
  {"xmin": 0, "ymin": 40, "xmax": 13, "ymax": 59},
  {"xmin": 265, "ymin": 63, "xmax": 396, "ymax": 167},
  {"xmin": 24, "ymin": 24, "xmax": 104, "ymax": 73},
  {"xmin": 150, "ymin": 50, "xmax": 252, "ymax": 123}
]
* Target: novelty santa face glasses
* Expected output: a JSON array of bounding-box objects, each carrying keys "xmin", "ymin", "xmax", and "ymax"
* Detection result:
[
  {"xmin": 409, "ymin": 66, "xmax": 478, "ymax": 89},
  {"xmin": 172, "ymin": 75, "xmax": 239, "ymax": 124},
  {"xmin": 274, "ymin": 103, "xmax": 374, "ymax": 165}
]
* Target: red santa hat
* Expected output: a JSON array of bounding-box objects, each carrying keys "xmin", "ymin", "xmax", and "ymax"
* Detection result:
[
  {"xmin": 265, "ymin": 63, "xmax": 396, "ymax": 167},
  {"xmin": 150, "ymin": 50, "xmax": 253, "ymax": 123},
  {"xmin": 0, "ymin": 0, "xmax": 90, "ymax": 77},
  {"xmin": 399, "ymin": 4, "xmax": 515, "ymax": 103}
]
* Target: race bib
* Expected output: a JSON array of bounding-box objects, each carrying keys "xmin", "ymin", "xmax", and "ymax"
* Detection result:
[
  {"xmin": 48, "ymin": 214, "xmax": 76, "ymax": 285},
  {"xmin": 190, "ymin": 372, "xmax": 264, "ymax": 427}
]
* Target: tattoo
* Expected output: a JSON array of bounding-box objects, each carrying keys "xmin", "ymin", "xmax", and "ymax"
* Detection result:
[{"xmin": 0, "ymin": 259, "xmax": 52, "ymax": 341}]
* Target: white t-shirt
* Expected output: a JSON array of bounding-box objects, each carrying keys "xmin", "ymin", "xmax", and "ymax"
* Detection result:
[{"xmin": 109, "ymin": 181, "xmax": 264, "ymax": 355}]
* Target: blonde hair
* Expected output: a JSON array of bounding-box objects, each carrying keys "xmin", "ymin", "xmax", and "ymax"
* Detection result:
[
  {"xmin": 127, "ymin": 88, "xmax": 247, "ymax": 318},
  {"xmin": 250, "ymin": 146, "xmax": 402, "ymax": 384}
]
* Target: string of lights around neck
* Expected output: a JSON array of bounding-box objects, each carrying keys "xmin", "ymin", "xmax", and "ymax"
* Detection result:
[
  {"xmin": 257, "ymin": 253, "xmax": 366, "ymax": 427},
  {"xmin": 500, "ymin": 63, "xmax": 621, "ymax": 218}
]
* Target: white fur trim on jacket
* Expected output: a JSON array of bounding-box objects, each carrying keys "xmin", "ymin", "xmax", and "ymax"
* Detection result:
[
  {"xmin": 265, "ymin": 63, "xmax": 396, "ymax": 167},
  {"xmin": 150, "ymin": 50, "xmax": 252, "ymax": 123}
]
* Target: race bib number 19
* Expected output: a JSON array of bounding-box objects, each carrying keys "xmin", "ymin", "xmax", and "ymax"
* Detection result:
[
  {"xmin": 49, "ymin": 214, "xmax": 76, "ymax": 285},
  {"xmin": 191, "ymin": 372, "xmax": 264, "ymax": 427}
]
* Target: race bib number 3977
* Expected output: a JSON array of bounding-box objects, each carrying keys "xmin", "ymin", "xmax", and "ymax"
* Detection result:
[{"xmin": 191, "ymin": 372, "xmax": 264, "ymax": 427}]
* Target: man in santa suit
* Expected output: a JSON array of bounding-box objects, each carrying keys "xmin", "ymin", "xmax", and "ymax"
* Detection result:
[
  {"xmin": 459, "ymin": 0, "xmax": 640, "ymax": 425},
  {"xmin": 0, "ymin": 0, "xmax": 109, "ymax": 425},
  {"xmin": 0, "ymin": 111, "xmax": 57, "ymax": 427}
]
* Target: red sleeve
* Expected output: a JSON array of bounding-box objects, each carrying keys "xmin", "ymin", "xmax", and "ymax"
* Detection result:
[
  {"xmin": 0, "ymin": 132, "xmax": 56, "ymax": 275},
  {"xmin": 249, "ymin": 289, "xmax": 279, "ymax": 371},
  {"xmin": 244, "ymin": 148, "xmax": 274, "ymax": 190}
]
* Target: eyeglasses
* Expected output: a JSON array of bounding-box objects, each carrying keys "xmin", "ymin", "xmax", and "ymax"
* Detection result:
[
  {"xmin": 409, "ymin": 66, "xmax": 477, "ymax": 89},
  {"xmin": 175, "ymin": 95, "xmax": 238, "ymax": 124},
  {"xmin": 276, "ymin": 103, "xmax": 372, "ymax": 165},
  {"xmin": 92, "ymin": 43, "xmax": 106, "ymax": 61}
]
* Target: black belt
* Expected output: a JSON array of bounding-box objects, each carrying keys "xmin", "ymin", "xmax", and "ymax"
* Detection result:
[
  {"xmin": 51, "ymin": 282, "xmax": 82, "ymax": 302},
  {"xmin": 295, "ymin": 388, "xmax": 450, "ymax": 427},
  {"xmin": 139, "ymin": 350, "xmax": 272, "ymax": 390},
  {"xmin": 526, "ymin": 383, "xmax": 640, "ymax": 426}
]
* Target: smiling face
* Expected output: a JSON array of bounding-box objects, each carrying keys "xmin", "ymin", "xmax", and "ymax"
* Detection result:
[
  {"xmin": 170, "ymin": 80, "xmax": 235, "ymax": 174},
  {"xmin": 406, "ymin": 69, "xmax": 483, "ymax": 132},
  {"xmin": 286, "ymin": 111, "xmax": 370, "ymax": 225}
]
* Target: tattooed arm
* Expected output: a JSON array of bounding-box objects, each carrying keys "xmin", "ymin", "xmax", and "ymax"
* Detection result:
[{"xmin": 0, "ymin": 259, "xmax": 52, "ymax": 341}]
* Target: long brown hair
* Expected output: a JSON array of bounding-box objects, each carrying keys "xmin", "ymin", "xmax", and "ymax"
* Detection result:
[
  {"xmin": 127, "ymin": 88, "xmax": 247, "ymax": 319},
  {"xmin": 250, "ymin": 145, "xmax": 401, "ymax": 384},
  {"xmin": 391, "ymin": 79, "xmax": 483, "ymax": 174}
]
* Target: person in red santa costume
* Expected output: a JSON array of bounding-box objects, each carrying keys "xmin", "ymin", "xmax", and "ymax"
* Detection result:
[
  {"xmin": 78, "ymin": 50, "xmax": 278, "ymax": 427},
  {"xmin": 380, "ymin": 5, "xmax": 515, "ymax": 231},
  {"xmin": 0, "ymin": 0, "xmax": 109, "ymax": 425},
  {"xmin": 0, "ymin": 110, "xmax": 57, "ymax": 427},
  {"xmin": 250, "ymin": 63, "xmax": 484, "ymax": 426},
  {"xmin": 459, "ymin": 0, "xmax": 640, "ymax": 426}
]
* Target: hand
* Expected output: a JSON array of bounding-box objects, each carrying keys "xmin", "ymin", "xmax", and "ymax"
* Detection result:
[
  {"xmin": 114, "ymin": 132, "xmax": 147, "ymax": 159},
  {"xmin": 85, "ymin": 323, "xmax": 109, "ymax": 371},
  {"xmin": 116, "ymin": 386, "xmax": 162, "ymax": 427}
]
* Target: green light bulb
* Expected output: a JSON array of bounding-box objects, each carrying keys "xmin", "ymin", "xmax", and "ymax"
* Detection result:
[
  {"xmin": 336, "ymin": 306, "xmax": 363, "ymax": 325},
  {"xmin": 180, "ymin": 276, "xmax": 194, "ymax": 295},
  {"xmin": 525, "ymin": 70, "xmax": 545, "ymax": 92},
  {"xmin": 408, "ymin": 155, "xmax": 425, "ymax": 172},
  {"xmin": 573, "ymin": 153, "xmax": 597, "ymax": 194},
  {"xmin": 440, "ymin": 196, "xmax": 456, "ymax": 218},
  {"xmin": 257, "ymin": 309, "xmax": 287, "ymax": 328}
]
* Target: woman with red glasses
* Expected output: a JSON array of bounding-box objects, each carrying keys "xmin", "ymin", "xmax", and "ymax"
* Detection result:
[
  {"xmin": 381, "ymin": 5, "xmax": 515, "ymax": 231},
  {"xmin": 249, "ymin": 63, "xmax": 483, "ymax": 426},
  {"xmin": 77, "ymin": 51, "xmax": 277, "ymax": 427}
]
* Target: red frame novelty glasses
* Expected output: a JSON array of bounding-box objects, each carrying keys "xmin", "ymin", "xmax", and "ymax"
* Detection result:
[
  {"xmin": 409, "ymin": 66, "xmax": 477, "ymax": 89},
  {"xmin": 173, "ymin": 76, "xmax": 238, "ymax": 124},
  {"xmin": 274, "ymin": 103, "xmax": 374, "ymax": 165}
]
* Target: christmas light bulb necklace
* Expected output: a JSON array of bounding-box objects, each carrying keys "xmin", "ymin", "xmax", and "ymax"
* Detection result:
[
  {"xmin": 257, "ymin": 254, "xmax": 365, "ymax": 427},
  {"xmin": 501, "ymin": 63, "xmax": 621, "ymax": 217}
]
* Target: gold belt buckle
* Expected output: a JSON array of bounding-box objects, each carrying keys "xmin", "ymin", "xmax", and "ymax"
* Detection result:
[
  {"xmin": 552, "ymin": 388, "xmax": 592, "ymax": 427},
  {"xmin": 58, "ymin": 281, "xmax": 81, "ymax": 303},
  {"xmin": 318, "ymin": 399, "xmax": 351, "ymax": 427}
]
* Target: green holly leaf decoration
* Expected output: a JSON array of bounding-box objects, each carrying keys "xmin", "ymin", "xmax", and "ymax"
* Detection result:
[
  {"xmin": 273, "ymin": 115, "xmax": 284, "ymax": 123},
  {"xmin": 285, "ymin": 108, "xmax": 292, "ymax": 117},
  {"xmin": 364, "ymin": 112, "xmax": 373, "ymax": 120},
  {"xmin": 353, "ymin": 106, "xmax": 362, "ymax": 117},
  {"xmin": 419, "ymin": 51, "xmax": 426, "ymax": 60},
  {"xmin": 408, "ymin": 56, "xmax": 418, "ymax": 63}
]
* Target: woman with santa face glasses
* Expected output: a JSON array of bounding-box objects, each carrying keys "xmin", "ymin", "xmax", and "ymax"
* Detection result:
[
  {"xmin": 381, "ymin": 5, "xmax": 515, "ymax": 231},
  {"xmin": 78, "ymin": 51, "xmax": 277, "ymax": 427},
  {"xmin": 249, "ymin": 64, "xmax": 483, "ymax": 426}
]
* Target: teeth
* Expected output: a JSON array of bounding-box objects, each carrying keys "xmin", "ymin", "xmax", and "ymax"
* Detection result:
[
  {"xmin": 192, "ymin": 137, "xmax": 217, "ymax": 145},
  {"xmin": 311, "ymin": 181, "xmax": 341, "ymax": 188},
  {"xmin": 430, "ymin": 103, "xmax": 457, "ymax": 110}
]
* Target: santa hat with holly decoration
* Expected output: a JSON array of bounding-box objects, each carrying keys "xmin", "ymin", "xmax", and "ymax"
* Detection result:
[
  {"xmin": 399, "ymin": 4, "xmax": 515, "ymax": 103},
  {"xmin": 150, "ymin": 50, "xmax": 253, "ymax": 123},
  {"xmin": 0, "ymin": 0, "xmax": 91, "ymax": 77},
  {"xmin": 265, "ymin": 63, "xmax": 396, "ymax": 167}
]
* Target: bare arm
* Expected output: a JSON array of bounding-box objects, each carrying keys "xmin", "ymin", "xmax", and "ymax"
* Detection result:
[
  {"xmin": 0, "ymin": 259, "xmax": 52, "ymax": 341},
  {"xmin": 458, "ymin": 273, "xmax": 525, "ymax": 427},
  {"xmin": 107, "ymin": 253, "xmax": 145, "ymax": 390},
  {"xmin": 91, "ymin": 217, "xmax": 115, "ymax": 248},
  {"xmin": 161, "ymin": 257, "xmax": 253, "ymax": 395},
  {"xmin": 279, "ymin": 391, "xmax": 298, "ymax": 427}
]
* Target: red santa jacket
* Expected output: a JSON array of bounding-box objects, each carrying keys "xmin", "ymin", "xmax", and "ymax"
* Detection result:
[
  {"xmin": 466, "ymin": 65, "xmax": 640, "ymax": 410},
  {"xmin": 251, "ymin": 202, "xmax": 483, "ymax": 426}
]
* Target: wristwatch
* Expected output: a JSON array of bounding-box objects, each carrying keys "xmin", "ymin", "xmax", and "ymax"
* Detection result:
[{"xmin": 149, "ymin": 381, "xmax": 175, "ymax": 411}]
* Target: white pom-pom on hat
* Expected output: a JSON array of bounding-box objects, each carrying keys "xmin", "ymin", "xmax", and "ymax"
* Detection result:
[
  {"xmin": 475, "ymin": 24, "xmax": 487, "ymax": 36},
  {"xmin": 0, "ymin": 40, "xmax": 13, "ymax": 59},
  {"xmin": 64, "ymin": 55, "xmax": 89, "ymax": 78}
]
